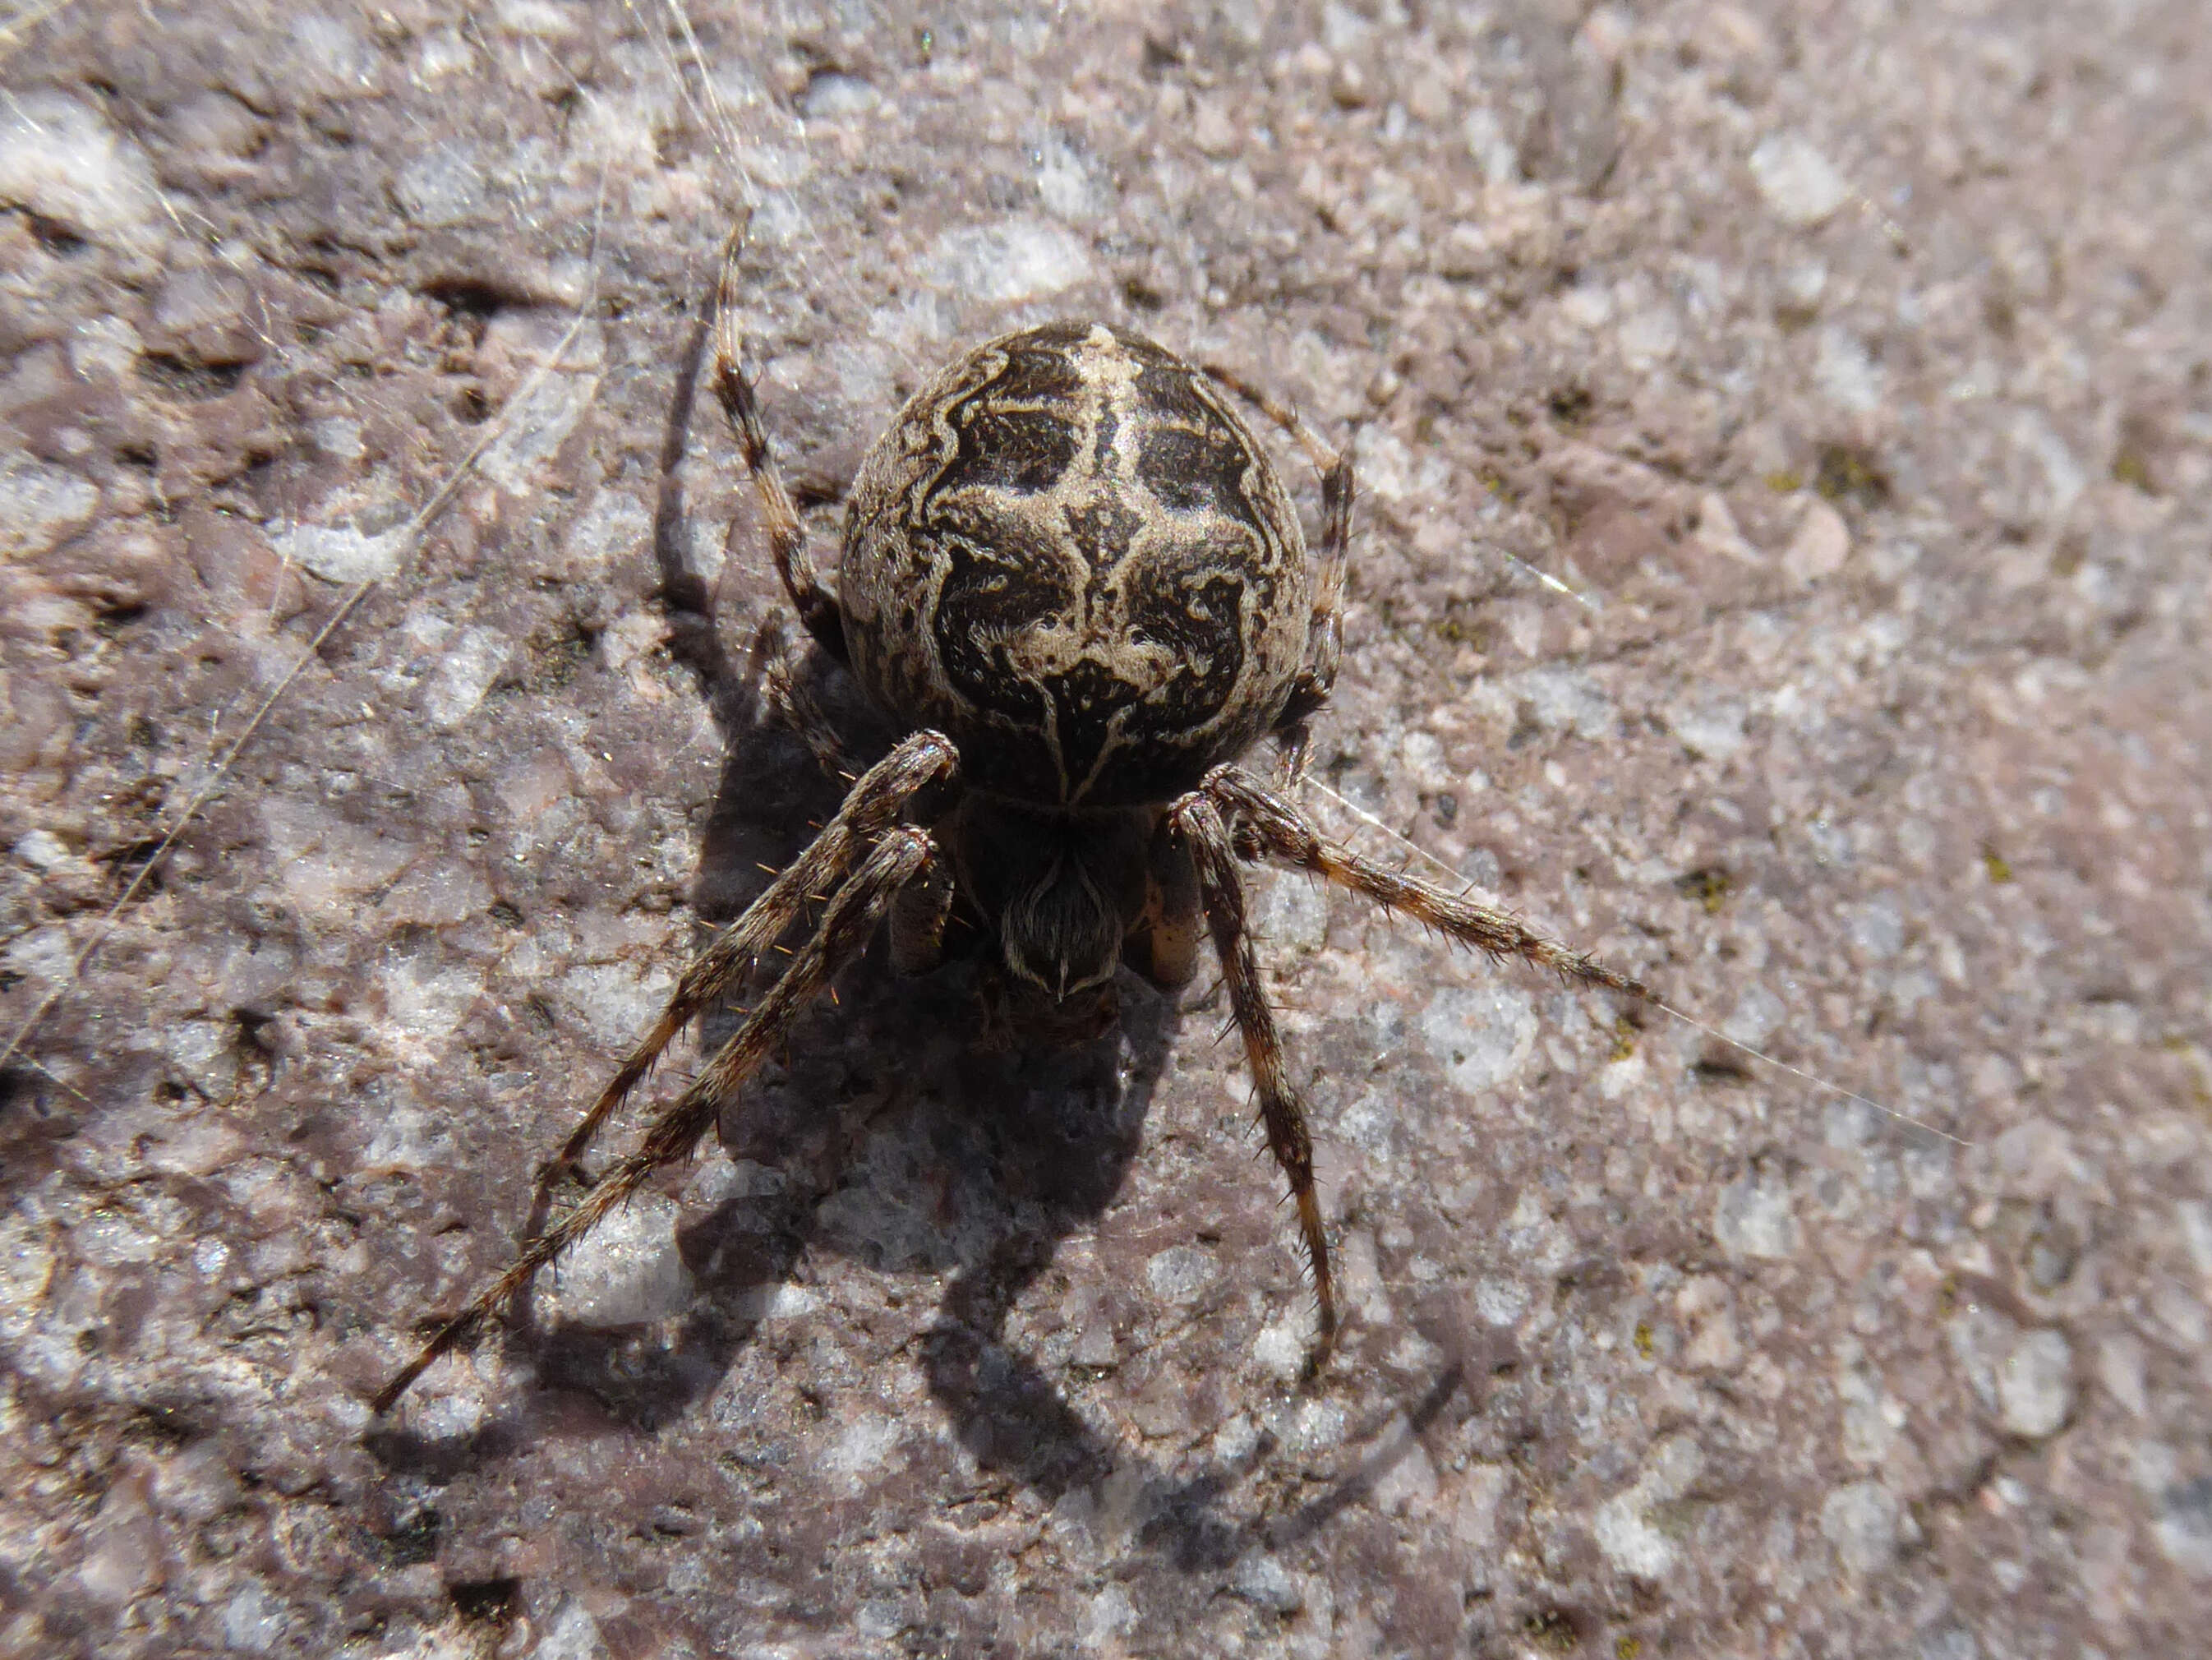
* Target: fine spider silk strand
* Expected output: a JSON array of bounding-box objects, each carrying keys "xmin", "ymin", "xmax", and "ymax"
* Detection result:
[
  {"xmin": 1493, "ymin": 542, "xmax": 1597, "ymax": 611},
  {"xmin": 0, "ymin": 168, "xmax": 613, "ymax": 1081}
]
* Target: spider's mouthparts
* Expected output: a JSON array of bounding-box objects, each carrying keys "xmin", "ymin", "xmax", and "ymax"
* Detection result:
[{"xmin": 1002, "ymin": 860, "xmax": 1123, "ymax": 1003}]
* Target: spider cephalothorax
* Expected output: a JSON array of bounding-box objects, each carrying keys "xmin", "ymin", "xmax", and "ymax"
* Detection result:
[{"xmin": 376, "ymin": 234, "xmax": 1651, "ymax": 1413}]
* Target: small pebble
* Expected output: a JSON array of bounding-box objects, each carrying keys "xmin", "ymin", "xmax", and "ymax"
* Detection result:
[
  {"xmin": 1749, "ymin": 132, "xmax": 1850, "ymax": 228},
  {"xmin": 1715, "ymin": 1164, "xmax": 1800, "ymax": 1260},
  {"xmin": 1821, "ymin": 1480, "xmax": 1901, "ymax": 1575},
  {"xmin": 1785, "ymin": 500, "xmax": 1851, "ymax": 583},
  {"xmin": 532, "ymin": 1192, "xmax": 694, "ymax": 1328},
  {"xmin": 1998, "ymin": 1328, "xmax": 2073, "ymax": 1439}
]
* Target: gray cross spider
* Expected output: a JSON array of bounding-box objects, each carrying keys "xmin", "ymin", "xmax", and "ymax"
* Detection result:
[{"xmin": 376, "ymin": 233, "xmax": 1652, "ymax": 1413}]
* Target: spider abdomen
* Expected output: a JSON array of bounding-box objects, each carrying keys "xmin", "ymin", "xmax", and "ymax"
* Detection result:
[{"xmin": 840, "ymin": 322, "xmax": 1311, "ymax": 809}]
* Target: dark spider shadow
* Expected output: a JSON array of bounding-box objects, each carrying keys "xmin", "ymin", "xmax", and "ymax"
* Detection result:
[
  {"xmin": 495, "ymin": 740, "xmax": 1189, "ymax": 1488},
  {"xmin": 366, "ymin": 303, "xmax": 1472, "ymax": 1569},
  {"xmin": 385, "ymin": 683, "xmax": 1486, "ymax": 1570},
  {"xmin": 650, "ymin": 309, "xmax": 747, "ymax": 735}
]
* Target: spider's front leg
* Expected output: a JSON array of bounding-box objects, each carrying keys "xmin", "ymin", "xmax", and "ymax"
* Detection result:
[
  {"xmin": 533, "ymin": 731, "xmax": 955, "ymax": 1198},
  {"xmin": 376, "ymin": 817, "xmax": 950, "ymax": 1413},
  {"xmin": 1164, "ymin": 761, "xmax": 1660, "ymax": 1386},
  {"xmin": 1168, "ymin": 792, "xmax": 1339, "ymax": 1379},
  {"xmin": 1205, "ymin": 765, "xmax": 1655, "ymax": 1002}
]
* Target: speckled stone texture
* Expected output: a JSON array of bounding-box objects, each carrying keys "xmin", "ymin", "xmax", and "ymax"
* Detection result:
[{"xmin": 2, "ymin": 2, "xmax": 2208, "ymax": 1656}]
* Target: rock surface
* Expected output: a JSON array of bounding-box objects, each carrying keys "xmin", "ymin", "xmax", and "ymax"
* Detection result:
[{"xmin": 2, "ymin": 2, "xmax": 2209, "ymax": 1655}]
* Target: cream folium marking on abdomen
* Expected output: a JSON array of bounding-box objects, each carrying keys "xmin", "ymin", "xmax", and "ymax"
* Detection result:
[{"xmin": 836, "ymin": 321, "xmax": 1310, "ymax": 809}]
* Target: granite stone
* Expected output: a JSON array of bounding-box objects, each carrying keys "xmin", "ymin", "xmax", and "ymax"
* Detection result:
[{"xmin": 2, "ymin": 1, "xmax": 2209, "ymax": 1655}]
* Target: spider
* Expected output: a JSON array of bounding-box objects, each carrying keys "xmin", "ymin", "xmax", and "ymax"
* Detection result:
[{"xmin": 374, "ymin": 232, "xmax": 1653, "ymax": 1413}]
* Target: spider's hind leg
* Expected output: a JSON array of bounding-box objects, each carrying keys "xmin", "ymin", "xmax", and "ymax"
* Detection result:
[{"xmin": 529, "ymin": 729, "xmax": 955, "ymax": 1206}]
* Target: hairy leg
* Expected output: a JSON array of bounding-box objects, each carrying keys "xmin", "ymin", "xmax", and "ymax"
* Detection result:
[
  {"xmin": 1197, "ymin": 361, "xmax": 1353, "ymax": 755},
  {"xmin": 710, "ymin": 223, "xmax": 847, "ymax": 662},
  {"xmin": 376, "ymin": 827, "xmax": 941, "ymax": 1413},
  {"xmin": 538, "ymin": 731, "xmax": 955, "ymax": 1192},
  {"xmin": 887, "ymin": 842, "xmax": 956, "ymax": 976},
  {"xmin": 757, "ymin": 616, "xmax": 862, "ymax": 783},
  {"xmin": 1205, "ymin": 765, "xmax": 1654, "ymax": 1002},
  {"xmin": 1168, "ymin": 792, "xmax": 1338, "ymax": 1376}
]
